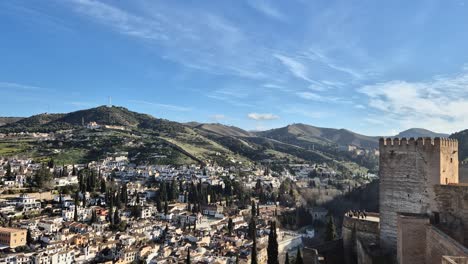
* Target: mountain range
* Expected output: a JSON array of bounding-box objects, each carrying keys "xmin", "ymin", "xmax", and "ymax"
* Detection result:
[{"xmin": 0, "ymin": 106, "xmax": 463, "ymax": 170}]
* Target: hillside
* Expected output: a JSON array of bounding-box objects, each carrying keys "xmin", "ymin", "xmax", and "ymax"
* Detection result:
[
  {"xmin": 0, "ymin": 117, "xmax": 23, "ymax": 126},
  {"xmin": 395, "ymin": 128, "xmax": 449, "ymax": 138},
  {"xmin": 0, "ymin": 106, "xmax": 379, "ymax": 175},
  {"xmin": 195, "ymin": 123, "xmax": 253, "ymax": 137},
  {"xmin": 257, "ymin": 123, "xmax": 379, "ymax": 149}
]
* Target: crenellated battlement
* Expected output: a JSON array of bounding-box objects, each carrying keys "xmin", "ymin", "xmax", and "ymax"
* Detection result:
[{"xmin": 379, "ymin": 137, "xmax": 458, "ymax": 149}]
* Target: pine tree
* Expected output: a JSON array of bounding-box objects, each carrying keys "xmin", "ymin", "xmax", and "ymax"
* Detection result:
[
  {"xmin": 284, "ymin": 252, "xmax": 289, "ymax": 264},
  {"xmin": 295, "ymin": 248, "xmax": 303, "ymax": 264},
  {"xmin": 267, "ymin": 221, "xmax": 279, "ymax": 264},
  {"xmin": 164, "ymin": 200, "xmax": 169, "ymax": 215},
  {"xmin": 325, "ymin": 216, "xmax": 337, "ymax": 241}
]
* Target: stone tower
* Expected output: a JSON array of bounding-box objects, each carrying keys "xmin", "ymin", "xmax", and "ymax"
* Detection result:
[{"xmin": 379, "ymin": 137, "xmax": 458, "ymax": 253}]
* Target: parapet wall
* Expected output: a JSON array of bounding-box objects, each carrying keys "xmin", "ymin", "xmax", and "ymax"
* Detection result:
[
  {"xmin": 342, "ymin": 214, "xmax": 380, "ymax": 264},
  {"xmin": 397, "ymin": 213, "xmax": 430, "ymax": 264},
  {"xmin": 433, "ymin": 184, "xmax": 468, "ymax": 245},
  {"xmin": 426, "ymin": 225, "xmax": 468, "ymax": 264},
  {"xmin": 379, "ymin": 137, "xmax": 458, "ymax": 150}
]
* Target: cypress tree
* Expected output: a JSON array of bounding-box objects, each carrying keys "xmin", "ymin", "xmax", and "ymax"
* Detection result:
[
  {"xmin": 251, "ymin": 200, "xmax": 256, "ymax": 217},
  {"xmin": 248, "ymin": 218, "xmax": 256, "ymax": 239},
  {"xmin": 114, "ymin": 208, "xmax": 120, "ymax": 225},
  {"xmin": 156, "ymin": 194, "xmax": 162, "ymax": 212},
  {"xmin": 295, "ymin": 248, "xmax": 303, "ymax": 264},
  {"xmin": 267, "ymin": 221, "xmax": 279, "ymax": 264},
  {"xmin": 186, "ymin": 248, "xmax": 191, "ymax": 264},
  {"xmin": 26, "ymin": 229, "xmax": 33, "ymax": 245},
  {"xmin": 284, "ymin": 252, "xmax": 289, "ymax": 264},
  {"xmin": 325, "ymin": 216, "xmax": 337, "ymax": 241},
  {"xmin": 164, "ymin": 200, "xmax": 169, "ymax": 215},
  {"xmin": 228, "ymin": 218, "xmax": 234, "ymax": 235},
  {"xmin": 251, "ymin": 222, "xmax": 258, "ymax": 264},
  {"xmin": 74, "ymin": 191, "xmax": 79, "ymax": 222}
]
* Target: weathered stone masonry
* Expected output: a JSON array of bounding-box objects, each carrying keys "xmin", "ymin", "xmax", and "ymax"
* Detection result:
[{"xmin": 379, "ymin": 137, "xmax": 458, "ymax": 253}]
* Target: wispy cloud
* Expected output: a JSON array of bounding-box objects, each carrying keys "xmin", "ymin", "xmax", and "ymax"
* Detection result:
[
  {"xmin": 130, "ymin": 100, "xmax": 191, "ymax": 112},
  {"xmin": 303, "ymin": 49, "xmax": 366, "ymax": 80},
  {"xmin": 69, "ymin": 0, "xmax": 167, "ymax": 41},
  {"xmin": 210, "ymin": 114, "xmax": 226, "ymax": 121},
  {"xmin": 282, "ymin": 106, "xmax": 327, "ymax": 119},
  {"xmin": 247, "ymin": 113, "xmax": 279, "ymax": 120},
  {"xmin": 296, "ymin": 91, "xmax": 348, "ymax": 103},
  {"xmin": 0, "ymin": 82, "xmax": 44, "ymax": 91},
  {"xmin": 247, "ymin": 0, "xmax": 286, "ymax": 21},
  {"xmin": 274, "ymin": 54, "xmax": 312, "ymax": 83},
  {"xmin": 359, "ymin": 69, "xmax": 468, "ymax": 133}
]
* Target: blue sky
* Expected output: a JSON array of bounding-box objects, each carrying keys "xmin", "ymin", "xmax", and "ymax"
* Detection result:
[{"xmin": 2, "ymin": 0, "xmax": 468, "ymax": 135}]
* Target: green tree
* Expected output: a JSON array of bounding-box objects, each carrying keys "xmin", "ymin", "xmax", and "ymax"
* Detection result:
[
  {"xmin": 47, "ymin": 158, "xmax": 54, "ymax": 169},
  {"xmin": 120, "ymin": 184, "xmax": 128, "ymax": 205},
  {"xmin": 248, "ymin": 218, "xmax": 256, "ymax": 239},
  {"xmin": 74, "ymin": 192, "xmax": 79, "ymax": 222},
  {"xmin": 251, "ymin": 222, "xmax": 258, "ymax": 264},
  {"xmin": 26, "ymin": 229, "xmax": 33, "ymax": 245},
  {"xmin": 267, "ymin": 221, "xmax": 279, "ymax": 264},
  {"xmin": 114, "ymin": 208, "xmax": 120, "ymax": 225},
  {"xmin": 228, "ymin": 218, "xmax": 234, "ymax": 235},
  {"xmin": 33, "ymin": 164, "xmax": 53, "ymax": 189},
  {"xmin": 164, "ymin": 200, "xmax": 168, "ymax": 215},
  {"xmin": 284, "ymin": 252, "xmax": 289, "ymax": 264},
  {"xmin": 325, "ymin": 216, "xmax": 337, "ymax": 241},
  {"xmin": 5, "ymin": 162, "xmax": 11, "ymax": 178},
  {"xmin": 90, "ymin": 209, "xmax": 98, "ymax": 223},
  {"xmin": 186, "ymin": 248, "xmax": 191, "ymax": 264},
  {"xmin": 295, "ymin": 248, "xmax": 303, "ymax": 264},
  {"xmin": 251, "ymin": 200, "xmax": 256, "ymax": 217}
]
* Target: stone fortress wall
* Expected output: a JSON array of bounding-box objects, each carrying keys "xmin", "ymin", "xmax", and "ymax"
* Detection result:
[
  {"xmin": 343, "ymin": 137, "xmax": 468, "ymax": 264},
  {"xmin": 379, "ymin": 137, "xmax": 459, "ymax": 252}
]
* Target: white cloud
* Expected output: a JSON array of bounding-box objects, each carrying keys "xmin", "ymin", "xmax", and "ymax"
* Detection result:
[
  {"xmin": 247, "ymin": 113, "xmax": 279, "ymax": 120},
  {"xmin": 247, "ymin": 0, "xmax": 286, "ymax": 21},
  {"xmin": 359, "ymin": 70, "xmax": 468, "ymax": 133},
  {"xmin": 296, "ymin": 91, "xmax": 347, "ymax": 103},
  {"xmin": 70, "ymin": 0, "xmax": 167, "ymax": 41},
  {"xmin": 130, "ymin": 100, "xmax": 191, "ymax": 112},
  {"xmin": 274, "ymin": 54, "xmax": 312, "ymax": 83},
  {"xmin": 0, "ymin": 82, "xmax": 44, "ymax": 91},
  {"xmin": 210, "ymin": 114, "xmax": 226, "ymax": 121}
]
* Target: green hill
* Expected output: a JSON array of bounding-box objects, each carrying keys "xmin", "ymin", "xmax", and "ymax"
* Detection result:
[
  {"xmin": 0, "ymin": 106, "xmax": 378, "ymax": 175},
  {"xmin": 257, "ymin": 123, "xmax": 379, "ymax": 149},
  {"xmin": 195, "ymin": 123, "xmax": 253, "ymax": 137}
]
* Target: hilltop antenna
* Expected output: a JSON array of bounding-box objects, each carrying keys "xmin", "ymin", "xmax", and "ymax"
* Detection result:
[{"xmin": 108, "ymin": 96, "xmax": 112, "ymax": 107}]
